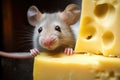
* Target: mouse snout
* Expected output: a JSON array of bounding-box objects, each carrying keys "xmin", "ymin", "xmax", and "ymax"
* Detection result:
[
  {"xmin": 41, "ymin": 35, "xmax": 59, "ymax": 50},
  {"xmin": 43, "ymin": 39, "xmax": 54, "ymax": 47},
  {"xmin": 43, "ymin": 38, "xmax": 55, "ymax": 47}
]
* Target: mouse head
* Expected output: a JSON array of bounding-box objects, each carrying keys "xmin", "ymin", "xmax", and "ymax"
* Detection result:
[{"xmin": 27, "ymin": 4, "xmax": 80, "ymax": 51}]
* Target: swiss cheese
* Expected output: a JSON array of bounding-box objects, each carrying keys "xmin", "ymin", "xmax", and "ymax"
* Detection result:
[
  {"xmin": 75, "ymin": 0, "xmax": 120, "ymax": 56},
  {"xmin": 33, "ymin": 53, "xmax": 120, "ymax": 80}
]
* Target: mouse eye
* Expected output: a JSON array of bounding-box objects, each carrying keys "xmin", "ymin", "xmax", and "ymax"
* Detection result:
[
  {"xmin": 55, "ymin": 25, "xmax": 61, "ymax": 32},
  {"xmin": 38, "ymin": 27, "xmax": 42, "ymax": 33}
]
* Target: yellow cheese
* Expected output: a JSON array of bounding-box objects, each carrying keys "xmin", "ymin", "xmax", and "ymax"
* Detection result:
[
  {"xmin": 75, "ymin": 0, "xmax": 120, "ymax": 56},
  {"xmin": 33, "ymin": 52, "xmax": 120, "ymax": 80}
]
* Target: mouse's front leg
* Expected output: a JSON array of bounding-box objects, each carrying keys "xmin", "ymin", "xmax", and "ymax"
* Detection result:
[
  {"xmin": 64, "ymin": 48, "xmax": 74, "ymax": 55},
  {"xmin": 30, "ymin": 48, "xmax": 40, "ymax": 57}
]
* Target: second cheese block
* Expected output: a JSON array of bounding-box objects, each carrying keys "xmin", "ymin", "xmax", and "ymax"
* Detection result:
[
  {"xmin": 33, "ymin": 53, "xmax": 120, "ymax": 80},
  {"xmin": 75, "ymin": 0, "xmax": 120, "ymax": 56}
]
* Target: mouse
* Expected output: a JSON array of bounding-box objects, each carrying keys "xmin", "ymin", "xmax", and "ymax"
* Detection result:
[
  {"xmin": 28, "ymin": 4, "xmax": 80, "ymax": 55},
  {"xmin": 0, "ymin": 4, "xmax": 80, "ymax": 59}
]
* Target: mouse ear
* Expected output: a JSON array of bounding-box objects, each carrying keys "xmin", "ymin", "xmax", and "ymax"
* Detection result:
[
  {"xmin": 60, "ymin": 4, "xmax": 80, "ymax": 25},
  {"xmin": 27, "ymin": 6, "xmax": 42, "ymax": 26}
]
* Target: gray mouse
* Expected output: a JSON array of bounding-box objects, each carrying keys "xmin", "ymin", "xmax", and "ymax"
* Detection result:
[
  {"xmin": 0, "ymin": 4, "xmax": 80, "ymax": 59},
  {"xmin": 28, "ymin": 4, "xmax": 80, "ymax": 55}
]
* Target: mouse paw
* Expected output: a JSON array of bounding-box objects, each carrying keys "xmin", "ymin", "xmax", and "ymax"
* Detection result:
[
  {"xmin": 30, "ymin": 48, "xmax": 40, "ymax": 57},
  {"xmin": 64, "ymin": 48, "xmax": 74, "ymax": 55}
]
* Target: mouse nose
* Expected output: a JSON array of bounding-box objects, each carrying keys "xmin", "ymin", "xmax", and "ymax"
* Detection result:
[{"xmin": 43, "ymin": 39, "xmax": 54, "ymax": 47}]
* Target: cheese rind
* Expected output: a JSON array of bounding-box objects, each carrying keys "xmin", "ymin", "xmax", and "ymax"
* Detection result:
[
  {"xmin": 75, "ymin": 0, "xmax": 120, "ymax": 56},
  {"xmin": 33, "ymin": 53, "xmax": 120, "ymax": 80}
]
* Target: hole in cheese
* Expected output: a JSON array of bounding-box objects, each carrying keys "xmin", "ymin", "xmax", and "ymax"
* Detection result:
[
  {"xmin": 80, "ymin": 17, "xmax": 96, "ymax": 40},
  {"xmin": 82, "ymin": 16, "xmax": 94, "ymax": 25},
  {"xmin": 94, "ymin": 3, "xmax": 108, "ymax": 17},
  {"xmin": 102, "ymin": 31, "xmax": 114, "ymax": 47},
  {"xmin": 94, "ymin": 3, "xmax": 115, "ymax": 28},
  {"xmin": 86, "ymin": 35, "xmax": 92, "ymax": 40},
  {"xmin": 94, "ymin": 3, "xmax": 115, "ymax": 19},
  {"xmin": 80, "ymin": 25, "xmax": 96, "ymax": 40}
]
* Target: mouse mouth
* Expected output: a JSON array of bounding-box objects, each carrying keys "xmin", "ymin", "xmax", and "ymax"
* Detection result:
[{"xmin": 43, "ymin": 43, "xmax": 58, "ymax": 50}]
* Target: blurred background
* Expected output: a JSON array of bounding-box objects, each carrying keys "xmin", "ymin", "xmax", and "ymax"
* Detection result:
[{"xmin": 0, "ymin": 0, "xmax": 82, "ymax": 80}]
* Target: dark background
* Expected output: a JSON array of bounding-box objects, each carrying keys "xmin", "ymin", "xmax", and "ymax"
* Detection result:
[
  {"xmin": 0, "ymin": 0, "xmax": 82, "ymax": 80},
  {"xmin": 0, "ymin": 0, "xmax": 3, "ymax": 79}
]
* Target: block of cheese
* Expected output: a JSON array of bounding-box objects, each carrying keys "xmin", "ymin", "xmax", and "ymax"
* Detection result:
[
  {"xmin": 33, "ymin": 53, "xmax": 120, "ymax": 80},
  {"xmin": 75, "ymin": 0, "xmax": 120, "ymax": 56}
]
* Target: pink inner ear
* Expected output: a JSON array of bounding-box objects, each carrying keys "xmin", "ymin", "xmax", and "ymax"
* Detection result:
[
  {"xmin": 60, "ymin": 11, "xmax": 74, "ymax": 26},
  {"xmin": 60, "ymin": 12, "xmax": 69, "ymax": 24}
]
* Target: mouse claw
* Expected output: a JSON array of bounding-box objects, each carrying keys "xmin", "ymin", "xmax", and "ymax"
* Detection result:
[
  {"xmin": 30, "ymin": 48, "xmax": 40, "ymax": 57},
  {"xmin": 64, "ymin": 48, "xmax": 74, "ymax": 55}
]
